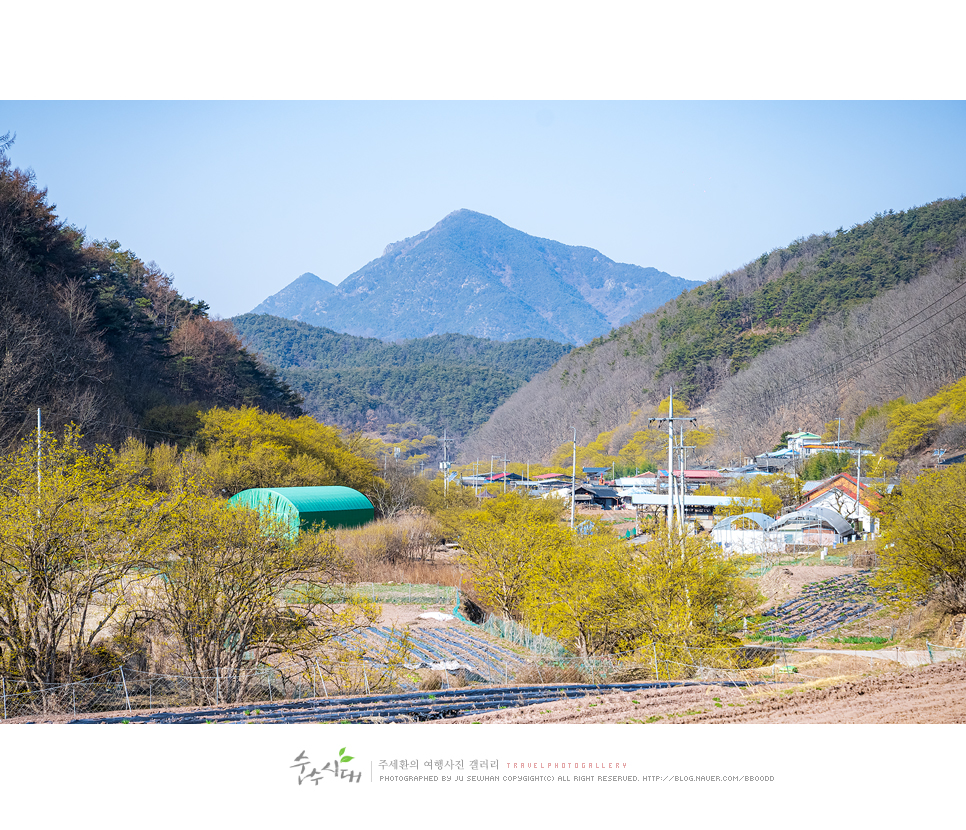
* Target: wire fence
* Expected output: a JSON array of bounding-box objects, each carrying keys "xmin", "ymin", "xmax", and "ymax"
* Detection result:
[
  {"xmin": 478, "ymin": 615, "xmax": 570, "ymax": 658},
  {"xmin": 354, "ymin": 582, "xmax": 459, "ymax": 606},
  {"xmin": 0, "ymin": 659, "xmax": 407, "ymax": 721},
  {"xmin": 926, "ymin": 642, "xmax": 966, "ymax": 663},
  {"xmin": 0, "ymin": 644, "xmax": 784, "ymax": 721}
]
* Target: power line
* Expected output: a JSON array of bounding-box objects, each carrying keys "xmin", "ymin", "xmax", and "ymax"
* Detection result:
[
  {"xmin": 709, "ymin": 277, "xmax": 966, "ymax": 421},
  {"xmin": 759, "ymin": 279, "xmax": 966, "ymax": 402}
]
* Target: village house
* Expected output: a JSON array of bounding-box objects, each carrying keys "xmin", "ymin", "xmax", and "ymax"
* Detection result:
[
  {"xmin": 572, "ymin": 483, "xmax": 622, "ymax": 510},
  {"xmin": 770, "ymin": 506, "xmax": 859, "ymax": 546},
  {"xmin": 786, "ymin": 431, "xmax": 822, "ymax": 455},
  {"xmin": 796, "ymin": 472, "xmax": 882, "ymax": 535}
]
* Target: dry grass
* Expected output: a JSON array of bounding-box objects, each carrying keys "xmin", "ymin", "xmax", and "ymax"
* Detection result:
[
  {"xmin": 355, "ymin": 557, "xmax": 463, "ymax": 587},
  {"xmin": 418, "ymin": 672, "xmax": 443, "ymax": 690},
  {"xmin": 335, "ymin": 513, "xmax": 465, "ymax": 588},
  {"xmin": 514, "ymin": 663, "xmax": 588, "ymax": 685}
]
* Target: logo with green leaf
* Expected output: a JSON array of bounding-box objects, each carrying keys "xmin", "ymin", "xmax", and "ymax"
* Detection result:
[{"xmin": 339, "ymin": 747, "xmax": 354, "ymax": 764}]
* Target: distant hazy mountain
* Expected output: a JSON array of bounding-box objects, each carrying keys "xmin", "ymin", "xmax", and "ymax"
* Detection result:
[
  {"xmin": 253, "ymin": 272, "xmax": 336, "ymax": 317},
  {"xmin": 250, "ymin": 210, "xmax": 699, "ymax": 344}
]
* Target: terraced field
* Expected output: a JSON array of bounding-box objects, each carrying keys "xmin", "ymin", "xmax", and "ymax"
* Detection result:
[
  {"xmin": 348, "ymin": 626, "xmax": 533, "ymax": 686},
  {"xmin": 758, "ymin": 572, "xmax": 880, "ymax": 640}
]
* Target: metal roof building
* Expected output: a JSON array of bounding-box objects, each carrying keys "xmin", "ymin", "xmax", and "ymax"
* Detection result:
[
  {"xmin": 711, "ymin": 512, "xmax": 776, "ymax": 531},
  {"xmin": 227, "ymin": 486, "xmax": 374, "ymax": 534},
  {"xmin": 771, "ymin": 507, "xmax": 857, "ymax": 541},
  {"xmin": 712, "ymin": 512, "xmax": 781, "ymax": 555}
]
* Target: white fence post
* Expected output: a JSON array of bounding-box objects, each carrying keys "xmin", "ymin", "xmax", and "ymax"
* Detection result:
[{"xmin": 119, "ymin": 667, "xmax": 132, "ymax": 712}]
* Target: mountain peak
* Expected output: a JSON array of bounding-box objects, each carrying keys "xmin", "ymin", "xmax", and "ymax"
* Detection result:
[
  {"xmin": 252, "ymin": 212, "xmax": 699, "ymax": 343},
  {"xmin": 293, "ymin": 272, "xmax": 333, "ymax": 287},
  {"xmin": 440, "ymin": 208, "xmax": 487, "ymax": 221},
  {"xmin": 250, "ymin": 271, "xmax": 335, "ymax": 317}
]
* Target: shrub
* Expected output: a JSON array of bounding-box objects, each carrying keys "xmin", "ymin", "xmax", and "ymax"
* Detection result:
[
  {"xmin": 514, "ymin": 662, "xmax": 587, "ymax": 685},
  {"xmin": 418, "ymin": 672, "xmax": 443, "ymax": 691},
  {"xmin": 873, "ymin": 465, "xmax": 966, "ymax": 613}
]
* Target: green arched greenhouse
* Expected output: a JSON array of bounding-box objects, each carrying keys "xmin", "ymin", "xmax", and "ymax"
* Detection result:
[{"xmin": 227, "ymin": 486, "xmax": 374, "ymax": 534}]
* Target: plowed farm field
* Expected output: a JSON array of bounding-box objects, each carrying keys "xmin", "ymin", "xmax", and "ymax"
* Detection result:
[{"xmin": 436, "ymin": 659, "xmax": 966, "ymax": 724}]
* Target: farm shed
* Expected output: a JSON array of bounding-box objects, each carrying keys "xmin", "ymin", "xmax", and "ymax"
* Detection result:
[
  {"xmin": 712, "ymin": 512, "xmax": 782, "ymax": 554},
  {"xmin": 227, "ymin": 486, "xmax": 374, "ymax": 534},
  {"xmin": 770, "ymin": 507, "xmax": 857, "ymax": 546}
]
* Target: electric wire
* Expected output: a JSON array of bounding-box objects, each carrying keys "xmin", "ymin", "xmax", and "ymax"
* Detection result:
[{"xmin": 707, "ymin": 279, "xmax": 966, "ymax": 421}]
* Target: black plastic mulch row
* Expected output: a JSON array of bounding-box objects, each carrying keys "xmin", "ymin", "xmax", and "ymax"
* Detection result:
[
  {"xmin": 64, "ymin": 680, "xmax": 768, "ymax": 724},
  {"xmin": 415, "ymin": 628, "xmax": 529, "ymax": 678}
]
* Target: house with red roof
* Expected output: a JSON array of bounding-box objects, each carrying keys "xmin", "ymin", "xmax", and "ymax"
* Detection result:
[{"xmin": 797, "ymin": 473, "xmax": 882, "ymax": 535}]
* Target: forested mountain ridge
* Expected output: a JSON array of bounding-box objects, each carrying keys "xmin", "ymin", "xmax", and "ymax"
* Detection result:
[
  {"xmin": 706, "ymin": 243, "xmax": 966, "ymax": 462},
  {"xmin": 460, "ymin": 197, "xmax": 966, "ymax": 464},
  {"xmin": 656, "ymin": 198, "xmax": 966, "ymax": 401},
  {"xmin": 231, "ymin": 313, "xmax": 571, "ymax": 437},
  {"xmin": 251, "ymin": 209, "xmax": 700, "ymax": 345},
  {"xmin": 0, "ymin": 146, "xmax": 301, "ymax": 448}
]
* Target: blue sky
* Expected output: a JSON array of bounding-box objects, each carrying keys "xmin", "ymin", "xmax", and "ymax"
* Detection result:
[
  {"xmin": 3, "ymin": 7, "xmax": 966, "ymax": 321},
  {"xmin": 3, "ymin": 100, "xmax": 965, "ymax": 319}
]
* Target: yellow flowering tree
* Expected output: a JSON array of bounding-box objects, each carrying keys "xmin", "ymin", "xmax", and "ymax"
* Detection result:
[
  {"xmin": 456, "ymin": 492, "xmax": 567, "ymax": 620},
  {"xmin": 872, "ymin": 465, "xmax": 966, "ymax": 612},
  {"xmin": 144, "ymin": 495, "xmax": 381, "ymax": 704},
  {"xmin": 630, "ymin": 529, "xmax": 760, "ymax": 675},
  {"xmin": 522, "ymin": 525, "xmax": 638, "ymax": 658},
  {"xmin": 0, "ymin": 427, "xmax": 170, "ymax": 695},
  {"xmin": 195, "ymin": 405, "xmax": 379, "ymax": 497}
]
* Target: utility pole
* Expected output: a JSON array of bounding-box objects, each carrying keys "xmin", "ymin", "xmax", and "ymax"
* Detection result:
[
  {"xmin": 677, "ymin": 421, "xmax": 696, "ymax": 536},
  {"xmin": 570, "ymin": 427, "xmax": 577, "ymax": 529},
  {"xmin": 439, "ymin": 430, "xmax": 455, "ymax": 497},
  {"xmin": 648, "ymin": 387, "xmax": 696, "ymax": 538},
  {"xmin": 846, "ymin": 444, "xmax": 869, "ymax": 535}
]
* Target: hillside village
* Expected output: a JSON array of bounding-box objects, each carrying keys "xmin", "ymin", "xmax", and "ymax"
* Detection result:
[{"xmin": 457, "ymin": 428, "xmax": 945, "ymax": 546}]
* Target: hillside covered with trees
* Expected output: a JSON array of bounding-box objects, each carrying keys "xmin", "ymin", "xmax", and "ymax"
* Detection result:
[
  {"xmin": 232, "ymin": 313, "xmax": 571, "ymax": 437},
  {"xmin": 705, "ymin": 250, "xmax": 966, "ymax": 463},
  {"xmin": 0, "ymin": 138, "xmax": 300, "ymax": 448},
  {"xmin": 461, "ymin": 198, "xmax": 966, "ymax": 464}
]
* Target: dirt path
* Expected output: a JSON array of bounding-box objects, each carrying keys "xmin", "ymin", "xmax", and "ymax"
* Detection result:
[{"xmin": 789, "ymin": 647, "xmax": 950, "ymax": 666}]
